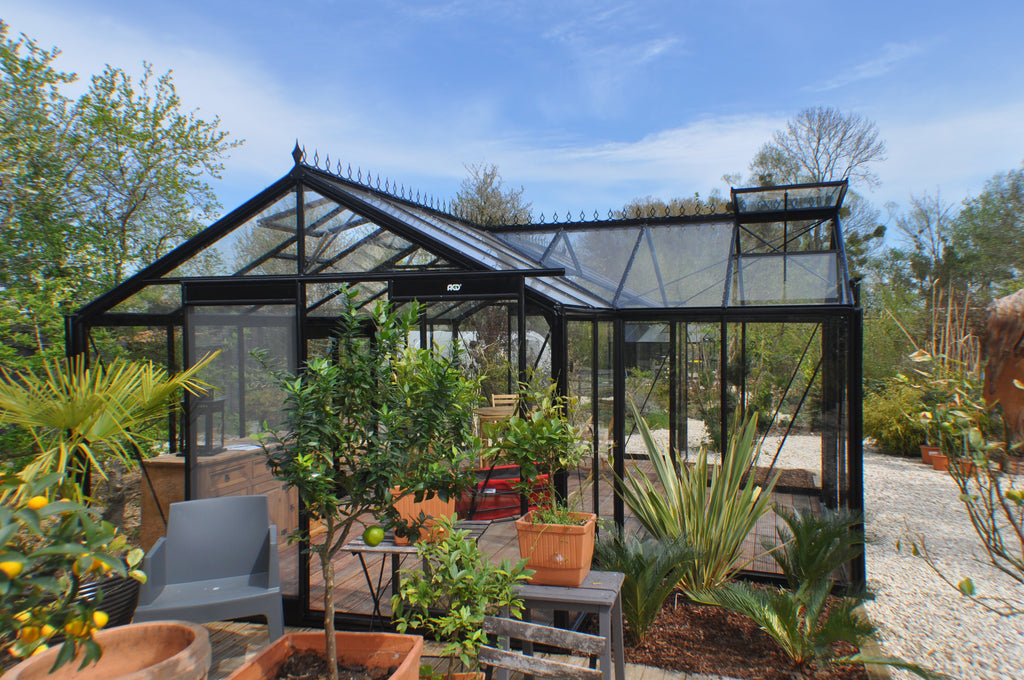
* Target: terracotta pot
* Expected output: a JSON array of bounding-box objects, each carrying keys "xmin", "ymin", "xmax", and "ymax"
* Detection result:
[
  {"xmin": 6, "ymin": 620, "xmax": 211, "ymax": 680},
  {"xmin": 920, "ymin": 445, "xmax": 940, "ymax": 465},
  {"xmin": 515, "ymin": 511, "xmax": 597, "ymax": 587},
  {"xmin": 931, "ymin": 453, "xmax": 949, "ymax": 472},
  {"xmin": 226, "ymin": 631, "xmax": 422, "ymax": 680},
  {"xmin": 392, "ymin": 489, "xmax": 457, "ymax": 545},
  {"xmin": 949, "ymin": 459, "xmax": 975, "ymax": 477}
]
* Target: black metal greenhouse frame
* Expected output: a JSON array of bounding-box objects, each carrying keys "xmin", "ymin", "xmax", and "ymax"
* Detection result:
[{"xmin": 66, "ymin": 148, "xmax": 865, "ymax": 629}]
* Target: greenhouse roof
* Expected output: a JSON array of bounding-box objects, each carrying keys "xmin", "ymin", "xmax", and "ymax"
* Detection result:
[{"xmin": 76, "ymin": 150, "xmax": 854, "ymax": 323}]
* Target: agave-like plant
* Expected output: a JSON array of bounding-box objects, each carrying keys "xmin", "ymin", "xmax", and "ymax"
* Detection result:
[
  {"xmin": 0, "ymin": 353, "xmax": 215, "ymax": 500},
  {"xmin": 593, "ymin": 528, "xmax": 696, "ymax": 643},
  {"xmin": 617, "ymin": 399, "xmax": 778, "ymax": 590},
  {"xmin": 691, "ymin": 508, "xmax": 940, "ymax": 678}
]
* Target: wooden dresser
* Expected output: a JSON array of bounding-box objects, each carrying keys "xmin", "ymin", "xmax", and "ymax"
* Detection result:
[{"xmin": 140, "ymin": 448, "xmax": 298, "ymax": 551}]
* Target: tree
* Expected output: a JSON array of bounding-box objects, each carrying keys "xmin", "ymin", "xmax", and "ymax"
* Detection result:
[
  {"xmin": 0, "ymin": 22, "xmax": 240, "ymax": 361},
  {"xmin": 749, "ymin": 106, "xmax": 886, "ymax": 188},
  {"xmin": 949, "ymin": 162, "xmax": 1024, "ymax": 298},
  {"xmin": 747, "ymin": 106, "xmax": 887, "ymax": 268},
  {"xmin": 452, "ymin": 163, "xmax": 532, "ymax": 226}
]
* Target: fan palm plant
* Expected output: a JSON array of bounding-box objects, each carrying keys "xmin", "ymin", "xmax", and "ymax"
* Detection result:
[
  {"xmin": 0, "ymin": 353, "xmax": 214, "ymax": 501},
  {"xmin": 617, "ymin": 399, "xmax": 778, "ymax": 590}
]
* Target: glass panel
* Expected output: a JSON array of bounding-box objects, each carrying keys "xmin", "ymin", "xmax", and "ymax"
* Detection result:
[
  {"xmin": 306, "ymin": 280, "xmax": 388, "ymax": 317},
  {"xmin": 649, "ymin": 224, "xmax": 733, "ymax": 307},
  {"xmin": 567, "ymin": 320, "xmax": 596, "ymax": 515},
  {"xmin": 684, "ymin": 322, "xmax": 721, "ymax": 455},
  {"xmin": 110, "ymin": 284, "xmax": 181, "ymax": 314},
  {"xmin": 733, "ymin": 184, "xmax": 844, "ymax": 214},
  {"xmin": 165, "ymin": 192, "xmax": 298, "ymax": 278},
  {"xmin": 733, "ymin": 253, "xmax": 841, "ymax": 305},
  {"xmin": 739, "ymin": 218, "xmax": 835, "ymax": 253},
  {"xmin": 186, "ymin": 303, "xmax": 298, "ymax": 596}
]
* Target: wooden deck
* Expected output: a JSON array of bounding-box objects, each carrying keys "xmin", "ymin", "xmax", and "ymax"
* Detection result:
[
  {"xmin": 279, "ymin": 461, "xmax": 824, "ymax": 621},
  {"xmin": 205, "ymin": 621, "xmax": 706, "ymax": 680}
]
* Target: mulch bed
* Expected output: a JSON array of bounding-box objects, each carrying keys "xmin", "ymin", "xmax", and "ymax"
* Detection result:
[{"xmin": 621, "ymin": 595, "xmax": 868, "ymax": 680}]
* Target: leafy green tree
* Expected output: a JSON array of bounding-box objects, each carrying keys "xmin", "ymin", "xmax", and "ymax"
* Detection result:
[
  {"xmin": 452, "ymin": 163, "xmax": 532, "ymax": 226},
  {"xmin": 0, "ymin": 21, "xmax": 239, "ymax": 362},
  {"xmin": 259, "ymin": 288, "xmax": 479, "ymax": 680},
  {"xmin": 949, "ymin": 162, "xmax": 1024, "ymax": 298}
]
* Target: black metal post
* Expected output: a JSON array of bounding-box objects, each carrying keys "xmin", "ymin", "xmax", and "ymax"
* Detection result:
[{"xmin": 612, "ymin": 318, "xmax": 626, "ymax": 529}]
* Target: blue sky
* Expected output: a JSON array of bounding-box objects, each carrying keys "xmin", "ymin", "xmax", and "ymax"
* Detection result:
[{"xmin": 5, "ymin": 1, "xmax": 1024, "ymax": 222}]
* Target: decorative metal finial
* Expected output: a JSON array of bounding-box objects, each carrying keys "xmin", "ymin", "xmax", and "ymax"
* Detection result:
[{"xmin": 291, "ymin": 141, "xmax": 303, "ymax": 165}]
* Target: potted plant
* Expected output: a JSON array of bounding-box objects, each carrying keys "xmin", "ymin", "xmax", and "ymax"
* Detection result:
[
  {"xmin": 252, "ymin": 288, "xmax": 476, "ymax": 680},
  {"xmin": 488, "ymin": 381, "xmax": 594, "ymax": 586},
  {"xmin": 0, "ymin": 474, "xmax": 205, "ymax": 680},
  {"xmin": 391, "ymin": 515, "xmax": 532, "ymax": 680}
]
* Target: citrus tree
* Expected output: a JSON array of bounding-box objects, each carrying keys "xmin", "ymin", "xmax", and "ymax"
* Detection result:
[
  {"xmin": 0, "ymin": 473, "xmax": 145, "ymax": 669},
  {"xmin": 260, "ymin": 287, "xmax": 480, "ymax": 680}
]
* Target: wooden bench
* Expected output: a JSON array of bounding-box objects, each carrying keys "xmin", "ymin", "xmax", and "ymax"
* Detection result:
[{"xmin": 498, "ymin": 570, "xmax": 626, "ymax": 680}]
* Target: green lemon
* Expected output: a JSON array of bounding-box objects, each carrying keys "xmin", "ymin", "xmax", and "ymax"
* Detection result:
[{"xmin": 363, "ymin": 525, "xmax": 385, "ymax": 546}]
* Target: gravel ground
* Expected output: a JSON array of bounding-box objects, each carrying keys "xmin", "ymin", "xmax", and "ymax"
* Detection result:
[{"xmin": 627, "ymin": 424, "xmax": 1024, "ymax": 680}]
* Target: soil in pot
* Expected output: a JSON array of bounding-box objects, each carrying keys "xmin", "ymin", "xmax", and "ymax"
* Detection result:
[
  {"xmin": 227, "ymin": 632, "xmax": 421, "ymax": 680},
  {"xmin": 271, "ymin": 651, "xmax": 396, "ymax": 680},
  {"xmin": 618, "ymin": 594, "xmax": 869, "ymax": 680}
]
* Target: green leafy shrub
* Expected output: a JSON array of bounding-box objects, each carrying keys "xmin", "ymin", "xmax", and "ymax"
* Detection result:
[
  {"xmin": 392, "ymin": 515, "xmax": 533, "ymax": 679},
  {"xmin": 863, "ymin": 381, "xmax": 927, "ymax": 457},
  {"xmin": 592, "ymin": 529, "xmax": 695, "ymax": 643}
]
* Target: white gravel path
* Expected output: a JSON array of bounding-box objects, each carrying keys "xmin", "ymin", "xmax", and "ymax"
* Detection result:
[{"xmin": 626, "ymin": 425, "xmax": 1024, "ymax": 679}]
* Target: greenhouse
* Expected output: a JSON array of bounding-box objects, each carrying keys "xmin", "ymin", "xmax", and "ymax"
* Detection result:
[{"xmin": 67, "ymin": 147, "xmax": 864, "ymax": 628}]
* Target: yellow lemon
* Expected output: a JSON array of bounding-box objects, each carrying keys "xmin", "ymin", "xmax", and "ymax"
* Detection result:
[
  {"xmin": 91, "ymin": 611, "xmax": 109, "ymax": 630},
  {"xmin": 13, "ymin": 610, "xmax": 32, "ymax": 624},
  {"xmin": 26, "ymin": 496, "xmax": 48, "ymax": 511},
  {"xmin": 64, "ymin": 619, "xmax": 89, "ymax": 638},
  {"xmin": 30, "ymin": 644, "xmax": 49, "ymax": 656},
  {"xmin": 0, "ymin": 561, "xmax": 24, "ymax": 579},
  {"xmin": 17, "ymin": 627, "xmax": 41, "ymax": 643},
  {"xmin": 40, "ymin": 624, "xmax": 57, "ymax": 639}
]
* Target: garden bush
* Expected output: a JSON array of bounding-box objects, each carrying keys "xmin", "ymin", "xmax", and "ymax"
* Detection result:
[{"xmin": 863, "ymin": 381, "xmax": 927, "ymax": 457}]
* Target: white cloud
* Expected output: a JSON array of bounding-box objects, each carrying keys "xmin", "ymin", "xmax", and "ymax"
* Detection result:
[{"xmin": 813, "ymin": 42, "xmax": 927, "ymax": 92}]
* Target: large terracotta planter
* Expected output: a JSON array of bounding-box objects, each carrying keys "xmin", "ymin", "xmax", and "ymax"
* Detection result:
[
  {"xmin": 6, "ymin": 620, "xmax": 210, "ymax": 680},
  {"xmin": 515, "ymin": 511, "xmax": 597, "ymax": 587},
  {"xmin": 391, "ymin": 488, "xmax": 457, "ymax": 545},
  {"xmin": 225, "ymin": 631, "xmax": 422, "ymax": 680},
  {"xmin": 931, "ymin": 453, "xmax": 949, "ymax": 472}
]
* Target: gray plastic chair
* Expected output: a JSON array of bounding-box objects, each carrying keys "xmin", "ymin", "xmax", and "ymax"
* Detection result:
[{"xmin": 133, "ymin": 495, "xmax": 284, "ymax": 641}]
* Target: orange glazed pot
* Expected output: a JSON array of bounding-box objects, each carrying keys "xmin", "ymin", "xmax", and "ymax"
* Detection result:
[
  {"xmin": 225, "ymin": 632, "xmax": 422, "ymax": 680},
  {"xmin": 515, "ymin": 511, "xmax": 597, "ymax": 587},
  {"xmin": 6, "ymin": 620, "xmax": 211, "ymax": 680}
]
